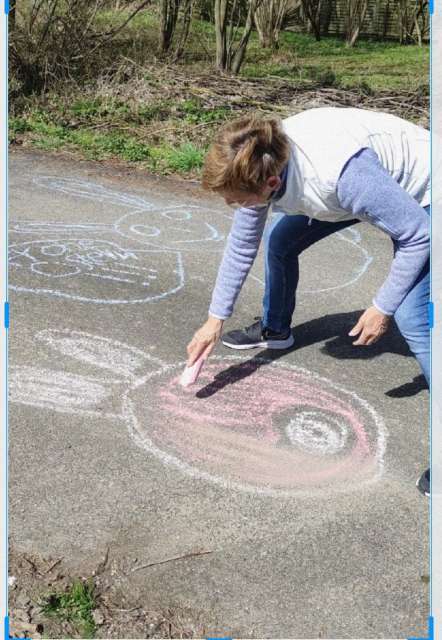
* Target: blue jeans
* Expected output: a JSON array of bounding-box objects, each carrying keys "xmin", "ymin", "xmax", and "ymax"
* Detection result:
[{"xmin": 262, "ymin": 210, "xmax": 430, "ymax": 383}]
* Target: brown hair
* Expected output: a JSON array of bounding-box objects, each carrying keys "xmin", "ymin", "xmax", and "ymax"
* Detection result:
[{"xmin": 202, "ymin": 114, "xmax": 290, "ymax": 195}]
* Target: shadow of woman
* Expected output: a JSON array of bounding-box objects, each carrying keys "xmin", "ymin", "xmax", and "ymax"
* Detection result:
[{"xmin": 196, "ymin": 309, "xmax": 426, "ymax": 399}]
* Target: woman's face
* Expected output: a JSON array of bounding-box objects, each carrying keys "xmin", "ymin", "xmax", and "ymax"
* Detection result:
[{"xmin": 220, "ymin": 175, "xmax": 281, "ymax": 209}]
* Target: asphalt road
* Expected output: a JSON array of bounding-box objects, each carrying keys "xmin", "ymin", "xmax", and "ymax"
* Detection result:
[{"xmin": 8, "ymin": 149, "xmax": 430, "ymax": 638}]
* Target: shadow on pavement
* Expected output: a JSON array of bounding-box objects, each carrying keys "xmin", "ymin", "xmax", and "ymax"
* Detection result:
[
  {"xmin": 385, "ymin": 375, "xmax": 428, "ymax": 397},
  {"xmin": 197, "ymin": 310, "xmax": 426, "ymax": 399}
]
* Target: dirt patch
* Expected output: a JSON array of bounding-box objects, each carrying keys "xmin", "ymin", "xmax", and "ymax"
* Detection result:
[{"xmin": 8, "ymin": 546, "xmax": 210, "ymax": 639}]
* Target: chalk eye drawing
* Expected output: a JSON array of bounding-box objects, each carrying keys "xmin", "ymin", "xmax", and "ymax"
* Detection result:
[
  {"xmin": 114, "ymin": 208, "xmax": 224, "ymax": 252},
  {"xmin": 10, "ymin": 330, "xmax": 387, "ymax": 498},
  {"xmin": 32, "ymin": 176, "xmax": 227, "ymax": 252},
  {"xmin": 9, "ymin": 239, "xmax": 184, "ymax": 304}
]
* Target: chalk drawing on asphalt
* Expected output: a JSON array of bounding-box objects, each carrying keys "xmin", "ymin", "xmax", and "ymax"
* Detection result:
[
  {"xmin": 29, "ymin": 175, "xmax": 372, "ymax": 277},
  {"xmin": 10, "ymin": 330, "xmax": 387, "ymax": 498},
  {"xmin": 10, "ymin": 175, "xmax": 374, "ymax": 302},
  {"xmin": 33, "ymin": 176, "xmax": 156, "ymax": 210},
  {"xmin": 9, "ymin": 239, "xmax": 184, "ymax": 304},
  {"xmin": 31, "ymin": 176, "xmax": 227, "ymax": 252},
  {"xmin": 114, "ymin": 208, "xmax": 224, "ymax": 251},
  {"xmin": 10, "ymin": 221, "xmax": 116, "ymax": 235},
  {"xmin": 249, "ymin": 226, "xmax": 373, "ymax": 295}
]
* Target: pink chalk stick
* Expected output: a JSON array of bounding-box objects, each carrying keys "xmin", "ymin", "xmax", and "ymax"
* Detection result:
[{"xmin": 180, "ymin": 354, "xmax": 207, "ymax": 387}]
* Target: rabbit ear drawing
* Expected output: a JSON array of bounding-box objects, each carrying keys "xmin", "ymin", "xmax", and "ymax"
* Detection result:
[
  {"xmin": 8, "ymin": 365, "xmax": 120, "ymax": 418},
  {"xmin": 33, "ymin": 176, "xmax": 153, "ymax": 211},
  {"xmin": 36, "ymin": 329, "xmax": 167, "ymax": 380},
  {"xmin": 10, "ymin": 221, "xmax": 115, "ymax": 235}
]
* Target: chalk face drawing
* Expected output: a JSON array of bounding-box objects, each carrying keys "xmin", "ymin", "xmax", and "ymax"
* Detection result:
[
  {"xmin": 10, "ymin": 330, "xmax": 386, "ymax": 497},
  {"xmin": 9, "ymin": 239, "xmax": 184, "ymax": 304},
  {"xmin": 115, "ymin": 208, "xmax": 223, "ymax": 251},
  {"xmin": 10, "ymin": 175, "xmax": 374, "ymax": 303},
  {"xmin": 9, "ymin": 176, "xmax": 228, "ymax": 303},
  {"xmin": 31, "ymin": 176, "xmax": 227, "ymax": 252}
]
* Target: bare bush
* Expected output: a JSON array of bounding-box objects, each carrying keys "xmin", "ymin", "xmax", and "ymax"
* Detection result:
[
  {"xmin": 300, "ymin": 0, "xmax": 322, "ymax": 40},
  {"xmin": 342, "ymin": 0, "xmax": 368, "ymax": 47},
  {"xmin": 215, "ymin": 0, "xmax": 262, "ymax": 74},
  {"xmin": 9, "ymin": 0, "xmax": 152, "ymax": 96},
  {"xmin": 159, "ymin": 0, "xmax": 180, "ymax": 52},
  {"xmin": 159, "ymin": 0, "xmax": 194, "ymax": 58},
  {"xmin": 173, "ymin": 0, "xmax": 194, "ymax": 60},
  {"xmin": 255, "ymin": 0, "xmax": 301, "ymax": 48},
  {"xmin": 398, "ymin": 0, "xmax": 429, "ymax": 45}
]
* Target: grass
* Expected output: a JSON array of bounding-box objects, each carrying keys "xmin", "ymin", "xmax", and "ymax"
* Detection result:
[
  {"xmin": 40, "ymin": 578, "xmax": 97, "ymax": 638},
  {"xmin": 242, "ymin": 30, "xmax": 429, "ymax": 92},
  {"xmin": 104, "ymin": 10, "xmax": 429, "ymax": 92},
  {"xmin": 9, "ymin": 113, "xmax": 206, "ymax": 174},
  {"xmin": 9, "ymin": 8, "xmax": 429, "ymax": 176}
]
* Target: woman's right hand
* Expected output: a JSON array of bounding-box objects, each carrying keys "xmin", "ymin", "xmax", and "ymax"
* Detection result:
[{"xmin": 186, "ymin": 316, "xmax": 224, "ymax": 366}]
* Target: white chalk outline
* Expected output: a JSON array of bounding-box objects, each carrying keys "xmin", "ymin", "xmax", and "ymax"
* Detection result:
[
  {"xmin": 286, "ymin": 410, "xmax": 348, "ymax": 455},
  {"xmin": 248, "ymin": 226, "xmax": 373, "ymax": 295},
  {"xmin": 9, "ymin": 239, "xmax": 185, "ymax": 304},
  {"xmin": 10, "ymin": 329, "xmax": 387, "ymax": 499},
  {"xmin": 125, "ymin": 355, "xmax": 387, "ymax": 498},
  {"xmin": 18, "ymin": 175, "xmax": 374, "ymax": 297},
  {"xmin": 33, "ymin": 176, "xmax": 155, "ymax": 210},
  {"xmin": 114, "ymin": 206, "xmax": 225, "ymax": 251}
]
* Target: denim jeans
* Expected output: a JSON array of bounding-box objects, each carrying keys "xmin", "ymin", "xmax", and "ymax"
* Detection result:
[{"xmin": 262, "ymin": 209, "xmax": 430, "ymax": 383}]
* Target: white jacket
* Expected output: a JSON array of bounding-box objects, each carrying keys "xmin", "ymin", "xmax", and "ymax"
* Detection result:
[{"xmin": 273, "ymin": 107, "xmax": 430, "ymax": 222}]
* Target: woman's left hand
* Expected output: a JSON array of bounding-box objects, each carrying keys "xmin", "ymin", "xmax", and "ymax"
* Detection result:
[{"xmin": 349, "ymin": 306, "xmax": 391, "ymax": 346}]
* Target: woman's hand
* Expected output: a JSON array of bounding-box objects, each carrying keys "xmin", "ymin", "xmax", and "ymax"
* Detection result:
[
  {"xmin": 186, "ymin": 316, "xmax": 224, "ymax": 366},
  {"xmin": 349, "ymin": 306, "xmax": 390, "ymax": 346}
]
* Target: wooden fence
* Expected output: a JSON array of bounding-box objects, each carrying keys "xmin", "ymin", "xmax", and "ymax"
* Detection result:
[{"xmin": 289, "ymin": 0, "xmax": 430, "ymax": 42}]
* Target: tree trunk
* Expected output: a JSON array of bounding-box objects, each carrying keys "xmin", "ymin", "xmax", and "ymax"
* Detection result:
[
  {"xmin": 173, "ymin": 0, "xmax": 193, "ymax": 60},
  {"xmin": 301, "ymin": 0, "xmax": 322, "ymax": 41},
  {"xmin": 231, "ymin": 0, "xmax": 260, "ymax": 74},
  {"xmin": 214, "ymin": 0, "xmax": 228, "ymax": 70},
  {"xmin": 9, "ymin": 0, "xmax": 16, "ymax": 34},
  {"xmin": 344, "ymin": 0, "xmax": 368, "ymax": 47},
  {"xmin": 159, "ymin": 0, "xmax": 180, "ymax": 53}
]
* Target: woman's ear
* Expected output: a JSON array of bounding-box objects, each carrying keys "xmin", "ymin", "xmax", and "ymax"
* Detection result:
[{"xmin": 267, "ymin": 175, "xmax": 281, "ymax": 192}]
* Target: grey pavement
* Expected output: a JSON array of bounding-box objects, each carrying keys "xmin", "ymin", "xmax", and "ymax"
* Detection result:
[{"xmin": 8, "ymin": 149, "xmax": 430, "ymax": 638}]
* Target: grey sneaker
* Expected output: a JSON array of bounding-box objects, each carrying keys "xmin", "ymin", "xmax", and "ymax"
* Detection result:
[
  {"xmin": 222, "ymin": 317, "xmax": 294, "ymax": 350},
  {"xmin": 416, "ymin": 468, "xmax": 430, "ymax": 497}
]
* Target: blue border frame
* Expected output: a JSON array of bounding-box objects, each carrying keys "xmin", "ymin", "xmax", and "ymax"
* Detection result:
[
  {"xmin": 0, "ymin": 1, "xmax": 435, "ymax": 640},
  {"xmin": 429, "ymin": 0, "xmax": 433, "ymax": 634},
  {"xmin": 4, "ymin": 0, "xmax": 9, "ymax": 639},
  {"xmin": 408, "ymin": 616, "xmax": 434, "ymax": 640}
]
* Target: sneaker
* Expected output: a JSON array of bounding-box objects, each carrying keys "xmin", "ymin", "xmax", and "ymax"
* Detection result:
[
  {"xmin": 222, "ymin": 317, "xmax": 294, "ymax": 350},
  {"xmin": 416, "ymin": 468, "xmax": 430, "ymax": 497}
]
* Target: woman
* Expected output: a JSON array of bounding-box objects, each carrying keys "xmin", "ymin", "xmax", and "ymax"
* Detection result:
[{"xmin": 186, "ymin": 108, "xmax": 431, "ymax": 495}]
